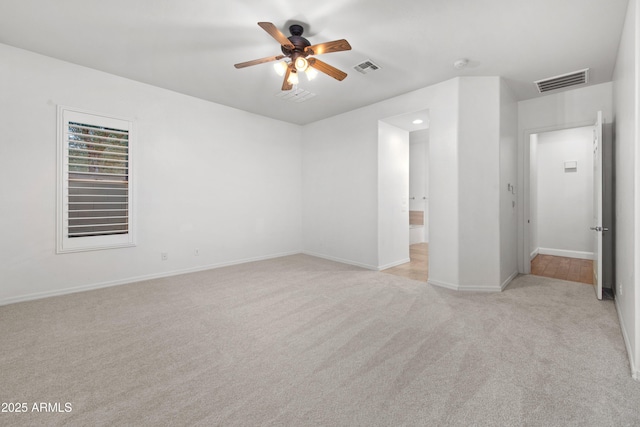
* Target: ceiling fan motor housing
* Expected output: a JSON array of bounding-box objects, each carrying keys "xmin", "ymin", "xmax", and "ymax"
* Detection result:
[{"xmin": 282, "ymin": 24, "xmax": 311, "ymax": 59}]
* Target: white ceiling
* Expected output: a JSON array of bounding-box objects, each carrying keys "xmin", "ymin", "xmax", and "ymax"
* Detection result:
[
  {"xmin": 381, "ymin": 109, "xmax": 430, "ymax": 132},
  {"xmin": 0, "ymin": 0, "xmax": 629, "ymax": 125}
]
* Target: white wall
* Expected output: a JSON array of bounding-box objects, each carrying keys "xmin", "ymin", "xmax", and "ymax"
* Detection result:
[
  {"xmin": 534, "ymin": 127, "xmax": 594, "ymax": 258},
  {"xmin": 409, "ymin": 130, "xmax": 429, "ymax": 210},
  {"xmin": 518, "ymin": 82, "xmax": 614, "ymax": 274},
  {"xmin": 0, "ymin": 43, "xmax": 302, "ymax": 305},
  {"xmin": 499, "ymin": 79, "xmax": 519, "ymax": 286},
  {"xmin": 613, "ymin": 0, "xmax": 640, "ymax": 380},
  {"xmin": 449, "ymin": 76, "xmax": 518, "ymax": 291},
  {"xmin": 301, "ymin": 78, "xmax": 460, "ymax": 276},
  {"xmin": 378, "ymin": 122, "xmax": 410, "ymax": 269},
  {"xmin": 300, "ymin": 108, "xmax": 380, "ymax": 269},
  {"xmin": 426, "ymin": 80, "xmax": 460, "ymax": 286},
  {"xmin": 301, "ymin": 76, "xmax": 517, "ymax": 292},
  {"xmin": 457, "ymin": 77, "xmax": 502, "ymax": 289},
  {"xmin": 409, "ymin": 129, "xmax": 429, "ymax": 242}
]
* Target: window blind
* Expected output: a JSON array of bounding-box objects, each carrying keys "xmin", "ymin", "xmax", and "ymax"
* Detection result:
[
  {"xmin": 65, "ymin": 121, "xmax": 129, "ymax": 238},
  {"xmin": 58, "ymin": 107, "xmax": 135, "ymax": 253}
]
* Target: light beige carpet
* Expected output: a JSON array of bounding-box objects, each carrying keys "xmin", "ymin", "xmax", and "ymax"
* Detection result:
[{"xmin": 1, "ymin": 254, "xmax": 638, "ymax": 426}]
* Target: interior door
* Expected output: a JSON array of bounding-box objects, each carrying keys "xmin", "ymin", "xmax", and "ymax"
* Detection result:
[{"xmin": 591, "ymin": 111, "xmax": 603, "ymax": 300}]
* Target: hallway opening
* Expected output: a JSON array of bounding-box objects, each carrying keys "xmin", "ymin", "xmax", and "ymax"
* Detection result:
[{"xmin": 382, "ymin": 242, "xmax": 428, "ymax": 281}]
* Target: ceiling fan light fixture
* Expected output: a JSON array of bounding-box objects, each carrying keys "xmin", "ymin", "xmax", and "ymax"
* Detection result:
[
  {"xmin": 273, "ymin": 61, "xmax": 288, "ymax": 76},
  {"xmin": 305, "ymin": 67, "xmax": 318, "ymax": 81},
  {"xmin": 287, "ymin": 70, "xmax": 299, "ymax": 85},
  {"xmin": 294, "ymin": 57, "xmax": 309, "ymax": 71}
]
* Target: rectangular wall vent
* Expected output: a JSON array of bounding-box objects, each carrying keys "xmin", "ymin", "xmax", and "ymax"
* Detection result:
[
  {"xmin": 534, "ymin": 68, "xmax": 589, "ymax": 93},
  {"xmin": 354, "ymin": 59, "xmax": 381, "ymax": 74}
]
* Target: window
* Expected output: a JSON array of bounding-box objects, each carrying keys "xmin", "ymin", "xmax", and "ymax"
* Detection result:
[{"xmin": 57, "ymin": 106, "xmax": 135, "ymax": 253}]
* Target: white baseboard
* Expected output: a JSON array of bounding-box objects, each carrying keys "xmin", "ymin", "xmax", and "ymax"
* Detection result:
[
  {"xmin": 0, "ymin": 251, "xmax": 300, "ymax": 307},
  {"xmin": 300, "ymin": 250, "xmax": 378, "ymax": 271},
  {"xmin": 615, "ymin": 298, "xmax": 640, "ymax": 381},
  {"xmin": 428, "ymin": 278, "xmax": 459, "ymax": 290},
  {"xmin": 458, "ymin": 283, "xmax": 504, "ymax": 292},
  {"xmin": 377, "ymin": 258, "xmax": 411, "ymax": 271},
  {"xmin": 428, "ymin": 278, "xmax": 504, "ymax": 292},
  {"xmin": 530, "ymin": 248, "xmax": 539, "ymax": 261},
  {"xmin": 501, "ymin": 270, "xmax": 519, "ymax": 291},
  {"xmin": 538, "ymin": 247, "xmax": 594, "ymax": 260}
]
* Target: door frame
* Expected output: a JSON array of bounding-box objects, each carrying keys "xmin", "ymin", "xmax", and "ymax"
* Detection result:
[
  {"xmin": 592, "ymin": 111, "xmax": 604, "ymax": 299},
  {"xmin": 521, "ymin": 120, "xmax": 595, "ymax": 275}
]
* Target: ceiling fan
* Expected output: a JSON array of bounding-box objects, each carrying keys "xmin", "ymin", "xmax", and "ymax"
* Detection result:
[{"xmin": 234, "ymin": 22, "xmax": 352, "ymax": 90}]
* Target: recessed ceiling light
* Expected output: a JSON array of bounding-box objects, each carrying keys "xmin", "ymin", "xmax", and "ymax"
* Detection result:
[{"xmin": 412, "ymin": 119, "xmax": 424, "ymax": 124}]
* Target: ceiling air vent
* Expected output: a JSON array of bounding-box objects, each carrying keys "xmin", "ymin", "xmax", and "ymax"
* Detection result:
[
  {"xmin": 275, "ymin": 88, "xmax": 316, "ymax": 103},
  {"xmin": 354, "ymin": 59, "xmax": 381, "ymax": 74},
  {"xmin": 534, "ymin": 68, "xmax": 589, "ymax": 93}
]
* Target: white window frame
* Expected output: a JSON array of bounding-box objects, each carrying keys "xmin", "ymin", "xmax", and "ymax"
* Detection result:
[{"xmin": 57, "ymin": 106, "xmax": 136, "ymax": 253}]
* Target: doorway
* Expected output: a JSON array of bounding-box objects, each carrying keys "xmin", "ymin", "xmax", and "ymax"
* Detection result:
[
  {"xmin": 379, "ymin": 109, "xmax": 430, "ymax": 281},
  {"xmin": 528, "ymin": 126, "xmax": 595, "ymax": 284}
]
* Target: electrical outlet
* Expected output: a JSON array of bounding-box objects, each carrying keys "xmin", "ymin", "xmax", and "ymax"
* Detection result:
[
  {"xmin": 618, "ymin": 282, "xmax": 623, "ymax": 296},
  {"xmin": 161, "ymin": 252, "xmax": 168, "ymax": 261},
  {"xmin": 194, "ymin": 248, "xmax": 199, "ymax": 256}
]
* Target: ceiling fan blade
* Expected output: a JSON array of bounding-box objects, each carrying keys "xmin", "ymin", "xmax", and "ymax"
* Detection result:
[
  {"xmin": 258, "ymin": 22, "xmax": 294, "ymax": 50},
  {"xmin": 308, "ymin": 58, "xmax": 347, "ymax": 81},
  {"xmin": 234, "ymin": 55, "xmax": 285, "ymax": 69},
  {"xmin": 282, "ymin": 65, "xmax": 293, "ymax": 91},
  {"xmin": 304, "ymin": 39, "xmax": 352, "ymax": 56}
]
